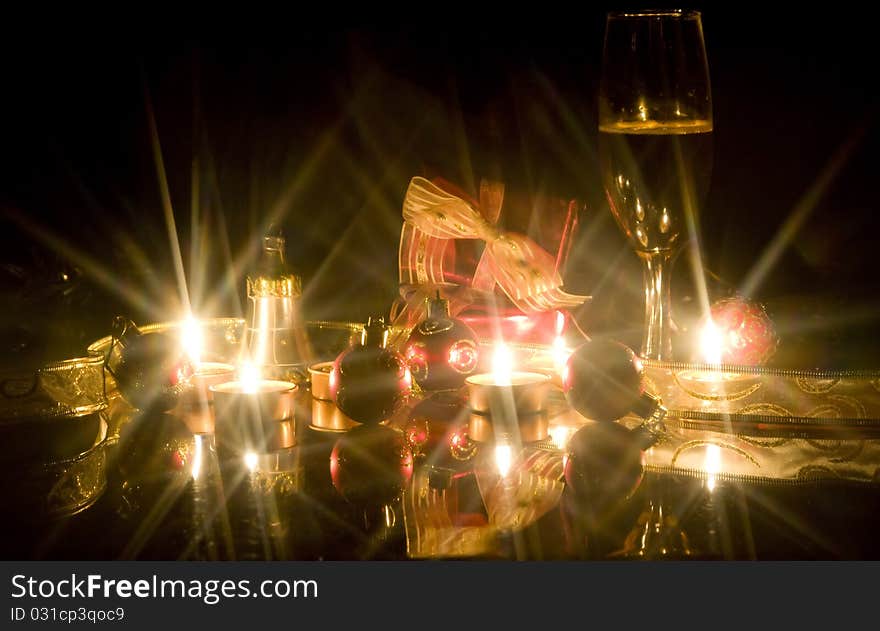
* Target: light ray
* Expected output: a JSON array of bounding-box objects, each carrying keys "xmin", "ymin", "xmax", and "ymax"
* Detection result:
[
  {"xmin": 740, "ymin": 125, "xmax": 866, "ymax": 298},
  {"xmin": 143, "ymin": 80, "xmax": 192, "ymax": 318}
]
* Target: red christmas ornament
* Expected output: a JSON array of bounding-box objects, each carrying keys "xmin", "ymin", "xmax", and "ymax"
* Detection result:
[
  {"xmin": 448, "ymin": 426, "xmax": 478, "ymax": 461},
  {"xmin": 564, "ymin": 423, "xmax": 645, "ymax": 511},
  {"xmin": 699, "ymin": 296, "xmax": 778, "ymax": 366},
  {"xmin": 330, "ymin": 317, "xmax": 412, "ymax": 425},
  {"xmin": 563, "ymin": 339, "xmax": 645, "ymax": 422},
  {"xmin": 109, "ymin": 316, "xmax": 194, "ymax": 411},
  {"xmin": 403, "ymin": 391, "xmax": 469, "ymax": 459},
  {"xmin": 329, "ymin": 425, "xmax": 414, "ymax": 507},
  {"xmin": 404, "ymin": 294, "xmax": 479, "ymax": 391}
]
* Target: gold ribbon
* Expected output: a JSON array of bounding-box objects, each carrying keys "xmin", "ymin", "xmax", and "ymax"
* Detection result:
[{"xmin": 400, "ymin": 177, "xmax": 588, "ymax": 314}]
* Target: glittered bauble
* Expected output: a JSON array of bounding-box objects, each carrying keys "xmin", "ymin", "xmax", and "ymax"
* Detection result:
[
  {"xmin": 404, "ymin": 294, "xmax": 479, "ymax": 391},
  {"xmin": 563, "ymin": 339, "xmax": 644, "ymax": 422},
  {"xmin": 109, "ymin": 317, "xmax": 194, "ymax": 412},
  {"xmin": 699, "ymin": 296, "xmax": 778, "ymax": 365},
  {"xmin": 329, "ymin": 425, "xmax": 414, "ymax": 507},
  {"xmin": 448, "ymin": 426, "xmax": 478, "ymax": 462},
  {"xmin": 330, "ymin": 317, "xmax": 412, "ymax": 425},
  {"xmin": 564, "ymin": 423, "xmax": 645, "ymax": 510},
  {"xmin": 404, "ymin": 391, "xmax": 469, "ymax": 459}
]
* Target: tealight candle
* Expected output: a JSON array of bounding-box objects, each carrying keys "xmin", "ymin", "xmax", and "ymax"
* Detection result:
[
  {"xmin": 465, "ymin": 342, "xmax": 551, "ymax": 442},
  {"xmin": 210, "ymin": 363, "xmax": 296, "ymax": 454},
  {"xmin": 175, "ymin": 362, "xmax": 236, "ymax": 434},
  {"xmin": 307, "ymin": 361, "xmax": 360, "ymax": 432}
]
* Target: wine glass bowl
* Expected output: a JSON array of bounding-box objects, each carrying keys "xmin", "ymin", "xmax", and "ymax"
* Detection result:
[{"xmin": 599, "ymin": 10, "xmax": 713, "ymax": 360}]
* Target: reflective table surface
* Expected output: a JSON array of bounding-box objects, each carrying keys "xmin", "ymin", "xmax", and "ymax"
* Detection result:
[{"xmin": 6, "ymin": 394, "xmax": 880, "ymax": 562}]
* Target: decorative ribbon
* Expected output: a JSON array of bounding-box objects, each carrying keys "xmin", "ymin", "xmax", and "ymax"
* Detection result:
[{"xmin": 395, "ymin": 177, "xmax": 588, "ymax": 326}]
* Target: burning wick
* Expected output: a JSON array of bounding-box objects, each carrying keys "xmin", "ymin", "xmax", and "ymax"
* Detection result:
[
  {"xmin": 704, "ymin": 444, "xmax": 721, "ymax": 492},
  {"xmin": 552, "ymin": 311, "xmax": 571, "ymax": 375},
  {"xmin": 191, "ymin": 433, "xmax": 205, "ymax": 481},
  {"xmin": 244, "ymin": 451, "xmax": 259, "ymax": 473},
  {"xmin": 549, "ymin": 425, "xmax": 573, "ymax": 451},
  {"xmin": 239, "ymin": 361, "xmax": 260, "ymax": 394},
  {"xmin": 182, "ymin": 316, "xmax": 204, "ymax": 367},
  {"xmin": 494, "ymin": 443, "xmax": 513, "ymax": 477},
  {"xmin": 699, "ymin": 318, "xmax": 724, "ymax": 365},
  {"xmin": 492, "ymin": 342, "xmax": 514, "ymax": 386}
]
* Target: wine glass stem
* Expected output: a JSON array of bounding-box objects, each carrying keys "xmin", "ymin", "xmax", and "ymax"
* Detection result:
[{"xmin": 638, "ymin": 251, "xmax": 673, "ymax": 360}]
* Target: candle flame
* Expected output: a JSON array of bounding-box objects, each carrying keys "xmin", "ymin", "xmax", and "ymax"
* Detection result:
[
  {"xmin": 700, "ymin": 318, "xmax": 724, "ymax": 365},
  {"xmin": 554, "ymin": 310, "xmax": 565, "ymax": 336},
  {"xmin": 492, "ymin": 342, "xmax": 513, "ymax": 386},
  {"xmin": 495, "ymin": 443, "xmax": 512, "ymax": 477},
  {"xmin": 244, "ymin": 451, "xmax": 259, "ymax": 473},
  {"xmin": 182, "ymin": 316, "xmax": 204, "ymax": 367},
  {"xmin": 191, "ymin": 433, "xmax": 205, "ymax": 481},
  {"xmin": 704, "ymin": 444, "xmax": 721, "ymax": 492},
  {"xmin": 549, "ymin": 425, "xmax": 574, "ymax": 451},
  {"xmin": 240, "ymin": 361, "xmax": 260, "ymax": 394},
  {"xmin": 552, "ymin": 311, "xmax": 571, "ymax": 374}
]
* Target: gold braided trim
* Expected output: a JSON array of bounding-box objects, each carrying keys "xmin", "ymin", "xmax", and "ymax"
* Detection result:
[{"xmin": 247, "ymin": 275, "xmax": 302, "ymax": 298}]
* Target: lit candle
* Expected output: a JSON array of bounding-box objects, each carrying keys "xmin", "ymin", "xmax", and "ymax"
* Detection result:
[
  {"xmin": 307, "ymin": 361, "xmax": 360, "ymax": 432},
  {"xmin": 175, "ymin": 318, "xmax": 236, "ymax": 433},
  {"xmin": 210, "ymin": 362, "xmax": 296, "ymax": 454},
  {"xmin": 676, "ymin": 317, "xmax": 760, "ymax": 403},
  {"xmin": 704, "ymin": 444, "xmax": 721, "ymax": 492},
  {"xmin": 699, "ymin": 318, "xmax": 724, "ymax": 366},
  {"xmin": 465, "ymin": 341, "xmax": 550, "ymax": 442},
  {"xmin": 494, "ymin": 442, "xmax": 513, "ymax": 478},
  {"xmin": 552, "ymin": 310, "xmax": 572, "ymax": 376}
]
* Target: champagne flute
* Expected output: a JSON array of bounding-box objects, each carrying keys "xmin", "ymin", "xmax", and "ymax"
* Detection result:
[{"xmin": 599, "ymin": 10, "xmax": 713, "ymax": 360}]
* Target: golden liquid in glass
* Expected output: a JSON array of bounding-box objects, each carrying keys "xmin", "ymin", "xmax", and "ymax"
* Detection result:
[{"xmin": 599, "ymin": 120, "xmax": 713, "ymax": 253}]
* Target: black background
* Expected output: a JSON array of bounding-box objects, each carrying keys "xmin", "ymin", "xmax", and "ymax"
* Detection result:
[{"xmin": 1, "ymin": 5, "xmax": 878, "ymax": 367}]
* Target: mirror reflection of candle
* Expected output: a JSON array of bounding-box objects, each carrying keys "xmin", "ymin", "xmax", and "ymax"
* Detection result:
[
  {"xmin": 704, "ymin": 444, "xmax": 721, "ymax": 492},
  {"xmin": 244, "ymin": 451, "xmax": 259, "ymax": 473},
  {"xmin": 494, "ymin": 442, "xmax": 513, "ymax": 477},
  {"xmin": 492, "ymin": 342, "xmax": 513, "ymax": 386}
]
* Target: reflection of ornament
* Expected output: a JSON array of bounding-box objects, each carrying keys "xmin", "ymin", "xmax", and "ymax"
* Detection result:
[
  {"xmin": 698, "ymin": 296, "xmax": 778, "ymax": 366},
  {"xmin": 108, "ymin": 317, "xmax": 194, "ymax": 411},
  {"xmin": 404, "ymin": 391, "xmax": 469, "ymax": 460},
  {"xmin": 564, "ymin": 423, "xmax": 645, "ymax": 511},
  {"xmin": 329, "ymin": 425, "xmax": 414, "ymax": 507},
  {"xmin": 330, "ymin": 317, "xmax": 411, "ymax": 425},
  {"xmin": 404, "ymin": 293, "xmax": 479, "ymax": 391},
  {"xmin": 449, "ymin": 426, "xmax": 478, "ymax": 461}
]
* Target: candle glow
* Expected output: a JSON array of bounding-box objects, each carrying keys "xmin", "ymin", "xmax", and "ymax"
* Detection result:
[
  {"xmin": 552, "ymin": 310, "xmax": 571, "ymax": 375},
  {"xmin": 704, "ymin": 444, "xmax": 722, "ymax": 492},
  {"xmin": 181, "ymin": 316, "xmax": 204, "ymax": 367},
  {"xmin": 494, "ymin": 443, "xmax": 513, "ymax": 477},
  {"xmin": 492, "ymin": 342, "xmax": 514, "ymax": 386},
  {"xmin": 700, "ymin": 318, "xmax": 724, "ymax": 365},
  {"xmin": 239, "ymin": 361, "xmax": 260, "ymax": 394}
]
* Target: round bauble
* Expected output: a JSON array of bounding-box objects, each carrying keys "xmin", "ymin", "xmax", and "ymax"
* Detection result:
[
  {"xmin": 330, "ymin": 425, "xmax": 414, "ymax": 507},
  {"xmin": 404, "ymin": 295, "xmax": 479, "ymax": 391},
  {"xmin": 563, "ymin": 339, "xmax": 644, "ymax": 422},
  {"xmin": 330, "ymin": 317, "xmax": 411, "ymax": 425},
  {"xmin": 564, "ymin": 422, "xmax": 645, "ymax": 510}
]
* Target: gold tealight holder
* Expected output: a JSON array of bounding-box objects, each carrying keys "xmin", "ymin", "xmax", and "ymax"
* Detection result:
[
  {"xmin": 465, "ymin": 371, "xmax": 552, "ymax": 443},
  {"xmin": 176, "ymin": 362, "xmax": 236, "ymax": 434},
  {"xmin": 210, "ymin": 379, "xmax": 296, "ymax": 454},
  {"xmin": 308, "ymin": 361, "xmax": 360, "ymax": 432}
]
